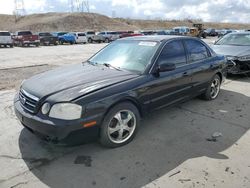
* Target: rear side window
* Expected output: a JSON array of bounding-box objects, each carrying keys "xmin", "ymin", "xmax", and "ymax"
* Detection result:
[
  {"xmin": 185, "ymin": 40, "xmax": 209, "ymax": 62},
  {"xmin": 0, "ymin": 32, "xmax": 10, "ymax": 36},
  {"xmin": 157, "ymin": 40, "xmax": 186, "ymax": 67}
]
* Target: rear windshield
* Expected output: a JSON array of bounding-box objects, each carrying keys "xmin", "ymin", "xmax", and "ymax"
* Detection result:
[
  {"xmin": 77, "ymin": 33, "xmax": 86, "ymax": 36},
  {"xmin": 0, "ymin": 32, "xmax": 11, "ymax": 36},
  {"xmin": 18, "ymin": 31, "xmax": 32, "ymax": 35},
  {"xmin": 87, "ymin": 32, "xmax": 95, "ymax": 35},
  {"xmin": 39, "ymin": 33, "xmax": 52, "ymax": 36}
]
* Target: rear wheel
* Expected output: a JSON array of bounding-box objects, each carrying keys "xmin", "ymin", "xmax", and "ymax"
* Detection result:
[
  {"xmin": 105, "ymin": 38, "xmax": 109, "ymax": 43},
  {"xmin": 100, "ymin": 102, "xmax": 140, "ymax": 148},
  {"xmin": 200, "ymin": 74, "xmax": 221, "ymax": 100},
  {"xmin": 88, "ymin": 38, "xmax": 92, "ymax": 43},
  {"xmin": 10, "ymin": 44, "xmax": 13, "ymax": 48}
]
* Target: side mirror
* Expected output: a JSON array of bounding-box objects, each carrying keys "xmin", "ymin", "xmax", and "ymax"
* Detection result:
[{"xmin": 158, "ymin": 63, "xmax": 176, "ymax": 72}]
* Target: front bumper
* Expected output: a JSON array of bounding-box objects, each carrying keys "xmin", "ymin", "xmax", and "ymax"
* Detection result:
[
  {"xmin": 14, "ymin": 99, "xmax": 101, "ymax": 144},
  {"xmin": 23, "ymin": 40, "xmax": 40, "ymax": 44},
  {"xmin": 227, "ymin": 60, "xmax": 250, "ymax": 74}
]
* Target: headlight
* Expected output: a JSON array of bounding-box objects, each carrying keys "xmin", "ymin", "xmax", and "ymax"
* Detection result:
[
  {"xmin": 49, "ymin": 103, "xmax": 82, "ymax": 120},
  {"xmin": 238, "ymin": 55, "xmax": 250, "ymax": 61},
  {"xmin": 41, "ymin": 102, "xmax": 51, "ymax": 114}
]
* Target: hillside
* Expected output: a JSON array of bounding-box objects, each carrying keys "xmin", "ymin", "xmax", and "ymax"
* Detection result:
[{"xmin": 0, "ymin": 12, "xmax": 250, "ymax": 32}]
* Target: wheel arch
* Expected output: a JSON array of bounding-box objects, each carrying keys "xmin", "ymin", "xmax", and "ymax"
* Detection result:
[
  {"xmin": 105, "ymin": 97, "xmax": 143, "ymax": 118},
  {"xmin": 97, "ymin": 96, "xmax": 142, "ymax": 138},
  {"xmin": 215, "ymin": 71, "xmax": 223, "ymax": 83}
]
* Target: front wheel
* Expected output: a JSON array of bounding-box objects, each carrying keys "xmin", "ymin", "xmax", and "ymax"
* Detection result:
[
  {"xmin": 200, "ymin": 74, "xmax": 221, "ymax": 100},
  {"xmin": 99, "ymin": 102, "xmax": 140, "ymax": 148}
]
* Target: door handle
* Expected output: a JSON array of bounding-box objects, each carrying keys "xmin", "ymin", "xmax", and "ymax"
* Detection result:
[{"xmin": 183, "ymin": 72, "xmax": 190, "ymax": 76}]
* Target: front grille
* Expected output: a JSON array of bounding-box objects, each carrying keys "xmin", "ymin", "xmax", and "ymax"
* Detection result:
[{"xmin": 19, "ymin": 89, "xmax": 39, "ymax": 113}]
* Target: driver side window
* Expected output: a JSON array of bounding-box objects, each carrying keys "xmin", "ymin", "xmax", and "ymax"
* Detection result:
[{"xmin": 157, "ymin": 40, "xmax": 187, "ymax": 67}]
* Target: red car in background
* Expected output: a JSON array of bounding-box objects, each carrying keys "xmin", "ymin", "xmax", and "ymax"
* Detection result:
[
  {"xmin": 13, "ymin": 31, "xmax": 40, "ymax": 47},
  {"xmin": 118, "ymin": 31, "xmax": 143, "ymax": 38}
]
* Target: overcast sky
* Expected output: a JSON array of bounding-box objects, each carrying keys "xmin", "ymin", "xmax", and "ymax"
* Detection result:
[{"xmin": 0, "ymin": 0, "xmax": 250, "ymax": 23}]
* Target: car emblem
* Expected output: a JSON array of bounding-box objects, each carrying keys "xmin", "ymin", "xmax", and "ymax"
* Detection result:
[{"xmin": 20, "ymin": 96, "xmax": 26, "ymax": 105}]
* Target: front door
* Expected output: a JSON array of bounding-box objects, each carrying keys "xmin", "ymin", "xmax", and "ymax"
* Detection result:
[{"xmin": 145, "ymin": 40, "xmax": 193, "ymax": 110}]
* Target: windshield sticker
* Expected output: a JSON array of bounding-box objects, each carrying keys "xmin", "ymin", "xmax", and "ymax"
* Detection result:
[{"xmin": 139, "ymin": 42, "xmax": 157, "ymax": 46}]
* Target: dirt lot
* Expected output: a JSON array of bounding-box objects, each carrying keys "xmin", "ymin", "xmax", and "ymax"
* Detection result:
[{"xmin": 0, "ymin": 38, "xmax": 249, "ymax": 188}]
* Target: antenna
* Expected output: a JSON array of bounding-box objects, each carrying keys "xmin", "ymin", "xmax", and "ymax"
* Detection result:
[{"xmin": 14, "ymin": 0, "xmax": 25, "ymax": 22}]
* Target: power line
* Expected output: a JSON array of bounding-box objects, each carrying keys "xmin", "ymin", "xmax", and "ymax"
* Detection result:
[
  {"xmin": 69, "ymin": 0, "xmax": 90, "ymax": 13},
  {"xmin": 14, "ymin": 0, "xmax": 25, "ymax": 22}
]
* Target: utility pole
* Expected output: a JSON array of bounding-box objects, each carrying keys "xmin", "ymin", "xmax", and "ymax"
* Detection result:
[{"xmin": 83, "ymin": 0, "xmax": 90, "ymax": 13}]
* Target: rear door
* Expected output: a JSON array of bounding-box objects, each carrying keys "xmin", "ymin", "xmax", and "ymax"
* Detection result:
[
  {"xmin": 183, "ymin": 39, "xmax": 216, "ymax": 94},
  {"xmin": 146, "ymin": 39, "xmax": 193, "ymax": 110}
]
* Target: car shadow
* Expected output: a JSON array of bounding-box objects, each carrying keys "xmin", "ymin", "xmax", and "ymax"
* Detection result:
[{"xmin": 18, "ymin": 88, "xmax": 250, "ymax": 188}]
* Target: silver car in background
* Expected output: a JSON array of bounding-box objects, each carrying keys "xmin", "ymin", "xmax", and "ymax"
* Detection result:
[
  {"xmin": 0, "ymin": 31, "xmax": 13, "ymax": 48},
  {"xmin": 97, "ymin": 31, "xmax": 120, "ymax": 43},
  {"xmin": 212, "ymin": 32, "xmax": 250, "ymax": 75},
  {"xmin": 85, "ymin": 31, "xmax": 103, "ymax": 43}
]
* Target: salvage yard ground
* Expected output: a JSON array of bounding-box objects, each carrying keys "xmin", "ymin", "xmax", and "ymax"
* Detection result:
[{"xmin": 0, "ymin": 37, "xmax": 249, "ymax": 188}]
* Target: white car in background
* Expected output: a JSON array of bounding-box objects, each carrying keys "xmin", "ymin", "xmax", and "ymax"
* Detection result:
[
  {"xmin": 0, "ymin": 31, "xmax": 13, "ymax": 48},
  {"xmin": 72, "ymin": 32, "xmax": 87, "ymax": 44}
]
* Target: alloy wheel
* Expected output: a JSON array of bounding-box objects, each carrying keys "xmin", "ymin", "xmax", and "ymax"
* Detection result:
[
  {"xmin": 210, "ymin": 78, "xmax": 220, "ymax": 99},
  {"xmin": 107, "ymin": 110, "xmax": 136, "ymax": 144}
]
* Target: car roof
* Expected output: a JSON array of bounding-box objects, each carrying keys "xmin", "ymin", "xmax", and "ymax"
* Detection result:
[
  {"xmin": 228, "ymin": 31, "xmax": 250, "ymax": 34},
  {"xmin": 0, "ymin": 31, "xmax": 10, "ymax": 32},
  {"xmin": 119, "ymin": 35, "xmax": 195, "ymax": 42}
]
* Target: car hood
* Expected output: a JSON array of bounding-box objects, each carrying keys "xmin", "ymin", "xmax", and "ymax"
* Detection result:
[
  {"xmin": 22, "ymin": 63, "xmax": 139, "ymax": 101},
  {"xmin": 212, "ymin": 45, "xmax": 250, "ymax": 57}
]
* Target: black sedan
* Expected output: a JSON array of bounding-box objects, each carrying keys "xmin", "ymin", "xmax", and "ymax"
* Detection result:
[
  {"xmin": 14, "ymin": 36, "xmax": 227, "ymax": 147},
  {"xmin": 212, "ymin": 32, "xmax": 250, "ymax": 75}
]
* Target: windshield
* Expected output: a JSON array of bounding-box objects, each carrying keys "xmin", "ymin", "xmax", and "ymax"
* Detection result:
[
  {"xmin": 88, "ymin": 40, "xmax": 159, "ymax": 74},
  {"xmin": 216, "ymin": 33, "xmax": 250, "ymax": 46}
]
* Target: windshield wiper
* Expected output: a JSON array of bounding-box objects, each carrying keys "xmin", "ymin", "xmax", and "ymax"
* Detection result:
[{"xmin": 103, "ymin": 63, "xmax": 121, "ymax": 71}]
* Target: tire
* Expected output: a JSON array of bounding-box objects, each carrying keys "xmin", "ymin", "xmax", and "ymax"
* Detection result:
[
  {"xmin": 105, "ymin": 38, "xmax": 109, "ymax": 43},
  {"xmin": 200, "ymin": 74, "xmax": 221, "ymax": 100},
  {"xmin": 36, "ymin": 43, "xmax": 40, "ymax": 47},
  {"xmin": 10, "ymin": 44, "xmax": 13, "ymax": 48},
  {"xmin": 99, "ymin": 102, "xmax": 140, "ymax": 148},
  {"xmin": 88, "ymin": 38, "xmax": 92, "ymax": 43},
  {"xmin": 59, "ymin": 40, "xmax": 64, "ymax": 45}
]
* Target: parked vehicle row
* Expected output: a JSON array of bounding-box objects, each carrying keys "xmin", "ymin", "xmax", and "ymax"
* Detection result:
[{"xmin": 0, "ymin": 30, "xmax": 145, "ymax": 48}]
